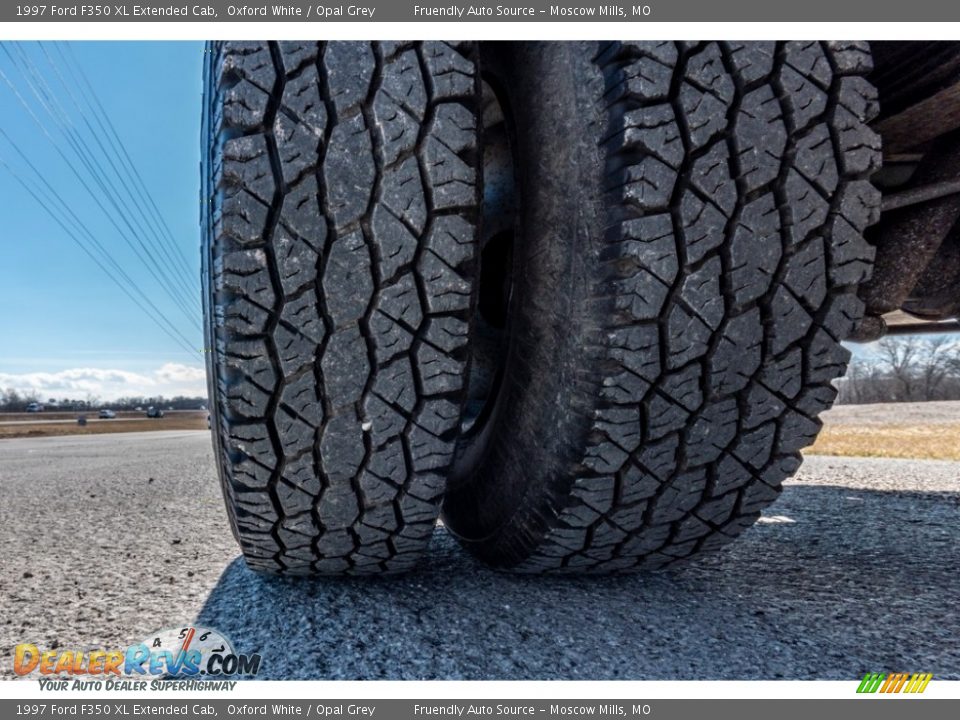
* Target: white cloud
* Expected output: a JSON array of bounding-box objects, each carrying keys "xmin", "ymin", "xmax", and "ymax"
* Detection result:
[
  {"xmin": 155, "ymin": 363, "xmax": 207, "ymax": 384},
  {"xmin": 0, "ymin": 364, "xmax": 207, "ymax": 401}
]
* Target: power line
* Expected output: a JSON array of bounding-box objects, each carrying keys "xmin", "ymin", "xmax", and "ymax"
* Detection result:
[
  {"xmin": 56, "ymin": 41, "xmax": 197, "ymax": 281},
  {"xmin": 0, "ymin": 126, "xmax": 200, "ymax": 354},
  {"xmin": 39, "ymin": 42, "xmax": 200, "ymax": 294},
  {"xmin": 0, "ymin": 143, "xmax": 201, "ymax": 358},
  {"xmin": 0, "ymin": 45, "xmax": 201, "ymax": 329},
  {"xmin": 2, "ymin": 43, "xmax": 200, "ymax": 320}
]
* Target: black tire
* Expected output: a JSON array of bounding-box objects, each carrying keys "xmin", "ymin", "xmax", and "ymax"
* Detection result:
[
  {"xmin": 442, "ymin": 41, "xmax": 881, "ymax": 572},
  {"xmin": 201, "ymin": 41, "xmax": 482, "ymax": 575}
]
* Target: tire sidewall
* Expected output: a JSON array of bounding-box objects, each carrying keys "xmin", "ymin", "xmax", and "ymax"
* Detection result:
[{"xmin": 442, "ymin": 42, "xmax": 610, "ymax": 562}]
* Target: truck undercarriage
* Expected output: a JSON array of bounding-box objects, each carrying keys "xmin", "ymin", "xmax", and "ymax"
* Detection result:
[{"xmin": 860, "ymin": 41, "xmax": 960, "ymax": 338}]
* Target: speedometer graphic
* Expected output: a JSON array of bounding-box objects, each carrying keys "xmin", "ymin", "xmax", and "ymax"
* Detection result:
[{"xmin": 137, "ymin": 626, "xmax": 234, "ymax": 677}]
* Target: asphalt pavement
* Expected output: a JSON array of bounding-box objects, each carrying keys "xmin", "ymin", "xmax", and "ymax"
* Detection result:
[{"xmin": 1, "ymin": 431, "xmax": 957, "ymax": 680}]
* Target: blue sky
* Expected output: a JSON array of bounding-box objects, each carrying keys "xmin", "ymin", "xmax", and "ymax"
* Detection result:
[{"xmin": 0, "ymin": 42, "xmax": 206, "ymax": 400}]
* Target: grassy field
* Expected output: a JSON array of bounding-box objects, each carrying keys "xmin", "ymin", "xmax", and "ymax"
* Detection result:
[
  {"xmin": 808, "ymin": 423, "xmax": 960, "ymax": 461},
  {"xmin": 807, "ymin": 400, "xmax": 960, "ymax": 461},
  {"xmin": 0, "ymin": 411, "xmax": 207, "ymax": 439}
]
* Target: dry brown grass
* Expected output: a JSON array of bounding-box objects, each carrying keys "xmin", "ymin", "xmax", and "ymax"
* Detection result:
[
  {"xmin": 808, "ymin": 423, "xmax": 960, "ymax": 461},
  {"xmin": 0, "ymin": 412, "xmax": 207, "ymax": 440}
]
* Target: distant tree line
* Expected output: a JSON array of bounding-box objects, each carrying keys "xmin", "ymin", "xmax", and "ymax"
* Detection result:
[
  {"xmin": 836, "ymin": 337, "xmax": 960, "ymax": 404},
  {"xmin": 0, "ymin": 389, "xmax": 207, "ymax": 412}
]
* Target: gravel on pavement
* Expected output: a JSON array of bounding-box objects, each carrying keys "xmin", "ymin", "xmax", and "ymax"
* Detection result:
[{"xmin": 1, "ymin": 431, "xmax": 957, "ymax": 680}]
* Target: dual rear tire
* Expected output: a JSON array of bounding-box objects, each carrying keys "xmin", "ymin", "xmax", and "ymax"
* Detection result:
[{"xmin": 203, "ymin": 41, "xmax": 881, "ymax": 575}]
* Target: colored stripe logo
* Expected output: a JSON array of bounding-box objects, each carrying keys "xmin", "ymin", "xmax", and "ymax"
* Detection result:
[{"xmin": 857, "ymin": 672, "xmax": 933, "ymax": 694}]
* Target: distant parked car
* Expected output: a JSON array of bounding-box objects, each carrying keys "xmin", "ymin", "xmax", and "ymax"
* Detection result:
[
  {"xmin": 25, "ymin": 403, "xmax": 43, "ymax": 413},
  {"xmin": 146, "ymin": 406, "xmax": 164, "ymax": 418},
  {"xmin": 98, "ymin": 409, "xmax": 116, "ymax": 419}
]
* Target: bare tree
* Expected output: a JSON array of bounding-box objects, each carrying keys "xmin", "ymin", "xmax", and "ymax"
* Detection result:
[
  {"xmin": 838, "ymin": 358, "xmax": 873, "ymax": 404},
  {"xmin": 917, "ymin": 336, "xmax": 954, "ymax": 401},
  {"xmin": 837, "ymin": 336, "xmax": 960, "ymax": 404},
  {"xmin": 875, "ymin": 338, "xmax": 920, "ymax": 401}
]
